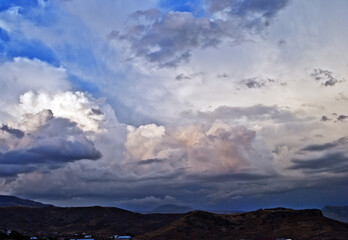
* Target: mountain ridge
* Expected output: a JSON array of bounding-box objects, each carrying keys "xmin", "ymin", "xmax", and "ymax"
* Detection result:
[
  {"xmin": 136, "ymin": 208, "xmax": 348, "ymax": 240},
  {"xmin": 0, "ymin": 195, "xmax": 53, "ymax": 208},
  {"xmin": 150, "ymin": 204, "xmax": 194, "ymax": 213}
]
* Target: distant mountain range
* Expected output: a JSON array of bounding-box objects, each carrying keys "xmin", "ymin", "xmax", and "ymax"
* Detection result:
[
  {"xmin": 0, "ymin": 195, "xmax": 52, "ymax": 208},
  {"xmin": 322, "ymin": 205, "xmax": 348, "ymax": 223},
  {"xmin": 151, "ymin": 204, "xmax": 194, "ymax": 213},
  {"xmin": 138, "ymin": 204, "xmax": 243, "ymax": 214},
  {"xmin": 1, "ymin": 206, "xmax": 348, "ymax": 239},
  {"xmin": 1, "ymin": 196, "xmax": 348, "ymax": 239}
]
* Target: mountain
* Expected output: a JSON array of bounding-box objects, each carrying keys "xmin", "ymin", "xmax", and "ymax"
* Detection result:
[
  {"xmin": 1, "ymin": 204, "xmax": 348, "ymax": 239},
  {"xmin": 136, "ymin": 208, "xmax": 348, "ymax": 240},
  {"xmin": 0, "ymin": 195, "xmax": 52, "ymax": 208},
  {"xmin": 0, "ymin": 206, "xmax": 184, "ymax": 237},
  {"xmin": 151, "ymin": 204, "xmax": 194, "ymax": 213},
  {"xmin": 322, "ymin": 205, "xmax": 348, "ymax": 223},
  {"xmin": 206, "ymin": 210, "xmax": 244, "ymax": 214}
]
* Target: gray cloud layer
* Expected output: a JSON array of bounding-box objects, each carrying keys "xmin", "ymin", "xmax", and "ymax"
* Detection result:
[
  {"xmin": 301, "ymin": 137, "xmax": 348, "ymax": 152},
  {"xmin": 0, "ymin": 137, "xmax": 101, "ymax": 165},
  {"xmin": 289, "ymin": 152, "xmax": 348, "ymax": 173},
  {"xmin": 112, "ymin": 0, "xmax": 290, "ymax": 67}
]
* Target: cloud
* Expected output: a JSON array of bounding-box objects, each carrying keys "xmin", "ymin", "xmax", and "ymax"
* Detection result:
[
  {"xmin": 336, "ymin": 92, "xmax": 348, "ymax": 102},
  {"xmin": 337, "ymin": 115, "xmax": 348, "ymax": 121},
  {"xmin": 126, "ymin": 122, "xmax": 256, "ymax": 175},
  {"xmin": 0, "ymin": 125, "xmax": 24, "ymax": 138},
  {"xmin": 0, "ymin": 164, "xmax": 36, "ymax": 177},
  {"xmin": 241, "ymin": 77, "xmax": 266, "ymax": 88},
  {"xmin": 204, "ymin": 0, "xmax": 290, "ymax": 19},
  {"xmin": 2, "ymin": 0, "xmax": 348, "ymax": 210},
  {"xmin": 137, "ymin": 158, "xmax": 164, "ymax": 165},
  {"xmin": 0, "ymin": 109, "xmax": 102, "ymax": 174},
  {"xmin": 0, "ymin": 58, "xmax": 70, "ymax": 105},
  {"xmin": 311, "ymin": 68, "xmax": 344, "ymax": 86},
  {"xmin": 190, "ymin": 172, "xmax": 275, "ymax": 183},
  {"xmin": 126, "ymin": 124, "xmax": 166, "ymax": 161},
  {"xmin": 17, "ymin": 91, "xmax": 106, "ymax": 132},
  {"xmin": 0, "ymin": 137, "xmax": 101, "ymax": 165},
  {"xmin": 240, "ymin": 77, "xmax": 286, "ymax": 89},
  {"xmin": 111, "ymin": 0, "xmax": 290, "ymax": 67},
  {"xmin": 197, "ymin": 104, "xmax": 302, "ymax": 123},
  {"xmin": 288, "ymin": 152, "xmax": 348, "ymax": 172},
  {"xmin": 112, "ymin": 10, "xmax": 225, "ymax": 67},
  {"xmin": 301, "ymin": 137, "xmax": 348, "ymax": 152},
  {"xmin": 0, "ymin": 90, "xmax": 109, "ymax": 176},
  {"xmin": 320, "ymin": 115, "xmax": 330, "ymax": 122}
]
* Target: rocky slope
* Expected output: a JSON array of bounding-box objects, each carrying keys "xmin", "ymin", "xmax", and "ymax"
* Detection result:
[
  {"xmin": 136, "ymin": 208, "xmax": 348, "ymax": 240},
  {"xmin": 0, "ymin": 206, "xmax": 184, "ymax": 237}
]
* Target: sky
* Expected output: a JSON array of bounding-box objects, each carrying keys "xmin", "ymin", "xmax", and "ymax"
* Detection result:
[{"xmin": 0, "ymin": 0, "xmax": 348, "ymax": 212}]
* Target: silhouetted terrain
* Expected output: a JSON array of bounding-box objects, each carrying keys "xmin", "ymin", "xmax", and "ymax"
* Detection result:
[
  {"xmin": 1, "ymin": 203, "xmax": 348, "ymax": 239},
  {"xmin": 0, "ymin": 195, "xmax": 52, "ymax": 208},
  {"xmin": 136, "ymin": 208, "xmax": 348, "ymax": 240},
  {"xmin": 322, "ymin": 206, "xmax": 348, "ymax": 223},
  {"xmin": 0, "ymin": 206, "xmax": 184, "ymax": 236}
]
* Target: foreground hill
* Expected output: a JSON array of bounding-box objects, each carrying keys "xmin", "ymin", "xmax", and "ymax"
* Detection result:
[
  {"xmin": 136, "ymin": 208, "xmax": 348, "ymax": 240},
  {"xmin": 0, "ymin": 206, "xmax": 184, "ymax": 237},
  {"xmin": 0, "ymin": 195, "xmax": 52, "ymax": 208},
  {"xmin": 322, "ymin": 205, "xmax": 348, "ymax": 223}
]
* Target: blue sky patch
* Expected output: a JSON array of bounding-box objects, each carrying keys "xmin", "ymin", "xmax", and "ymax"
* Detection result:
[
  {"xmin": 0, "ymin": 27, "xmax": 10, "ymax": 42},
  {"xmin": 158, "ymin": 0, "xmax": 205, "ymax": 17},
  {"xmin": 0, "ymin": 31, "xmax": 59, "ymax": 67},
  {"xmin": 0, "ymin": 0, "xmax": 39, "ymax": 13}
]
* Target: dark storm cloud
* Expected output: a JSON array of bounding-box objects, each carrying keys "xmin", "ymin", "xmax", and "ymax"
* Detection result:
[
  {"xmin": 288, "ymin": 152, "xmax": 348, "ymax": 171},
  {"xmin": 0, "ymin": 164, "xmax": 36, "ymax": 177},
  {"xmin": 301, "ymin": 137, "xmax": 348, "ymax": 152},
  {"xmin": 241, "ymin": 78, "xmax": 266, "ymax": 88},
  {"xmin": 112, "ymin": 0, "xmax": 290, "ymax": 67},
  {"xmin": 175, "ymin": 74, "xmax": 191, "ymax": 81},
  {"xmin": 90, "ymin": 108, "xmax": 103, "ymax": 116},
  {"xmin": 337, "ymin": 115, "xmax": 348, "ymax": 121},
  {"xmin": 190, "ymin": 172, "xmax": 276, "ymax": 183},
  {"xmin": 311, "ymin": 68, "xmax": 344, "ymax": 86},
  {"xmin": 137, "ymin": 158, "xmax": 164, "ymax": 165},
  {"xmin": 320, "ymin": 115, "xmax": 330, "ymax": 122},
  {"xmin": 0, "ymin": 137, "xmax": 101, "ymax": 165},
  {"xmin": 175, "ymin": 72, "xmax": 204, "ymax": 81},
  {"xmin": 1, "ymin": 124, "xmax": 24, "ymax": 138}
]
